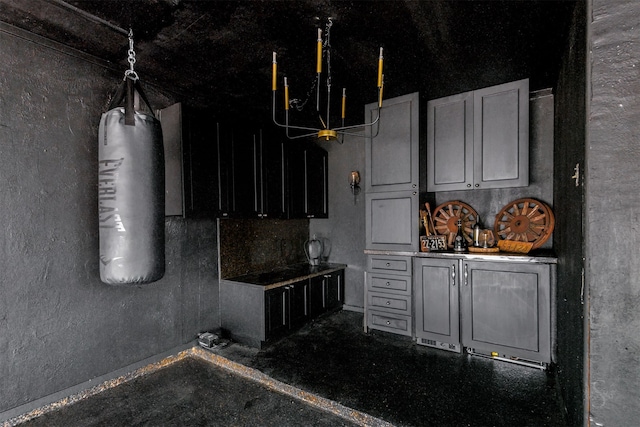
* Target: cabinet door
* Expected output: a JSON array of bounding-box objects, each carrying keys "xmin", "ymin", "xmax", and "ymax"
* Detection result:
[
  {"xmin": 285, "ymin": 142, "xmax": 328, "ymax": 219},
  {"xmin": 265, "ymin": 287, "xmax": 287, "ymax": 338},
  {"xmin": 365, "ymin": 190, "xmax": 419, "ymax": 251},
  {"xmin": 157, "ymin": 103, "xmax": 186, "ymax": 216},
  {"xmin": 414, "ymin": 257, "xmax": 460, "ymax": 349},
  {"xmin": 217, "ymin": 123, "xmax": 233, "ymax": 218},
  {"xmin": 473, "ymin": 78, "xmax": 529, "ymax": 189},
  {"xmin": 287, "ymin": 281, "xmax": 308, "ymax": 329},
  {"xmin": 284, "ymin": 142, "xmax": 304, "ymax": 218},
  {"xmin": 324, "ymin": 270, "xmax": 344, "ymax": 311},
  {"xmin": 460, "ymin": 260, "xmax": 551, "ymax": 363},
  {"xmin": 304, "ymin": 144, "xmax": 328, "ymax": 218},
  {"xmin": 256, "ymin": 129, "xmax": 285, "ymax": 219},
  {"xmin": 230, "ymin": 127, "xmax": 258, "ymax": 217},
  {"xmin": 308, "ymin": 275, "xmax": 325, "ymax": 318},
  {"xmin": 365, "ymin": 92, "xmax": 419, "ymax": 193},
  {"xmin": 160, "ymin": 104, "xmax": 221, "ymax": 217},
  {"xmin": 426, "ymin": 92, "xmax": 474, "ymax": 192}
]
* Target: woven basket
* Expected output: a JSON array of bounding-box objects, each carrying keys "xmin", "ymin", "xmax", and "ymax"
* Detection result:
[{"xmin": 497, "ymin": 240, "xmax": 533, "ymax": 254}]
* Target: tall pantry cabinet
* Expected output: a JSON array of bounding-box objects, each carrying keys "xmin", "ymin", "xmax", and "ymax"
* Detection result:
[{"xmin": 364, "ymin": 92, "xmax": 420, "ymax": 335}]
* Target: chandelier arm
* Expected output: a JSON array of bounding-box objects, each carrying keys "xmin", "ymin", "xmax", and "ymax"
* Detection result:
[
  {"xmin": 332, "ymin": 110, "xmax": 381, "ymax": 132},
  {"xmin": 336, "ymin": 130, "xmax": 372, "ymax": 138},
  {"xmin": 285, "ymin": 131, "xmax": 320, "ymax": 140},
  {"xmin": 280, "ymin": 124, "xmax": 327, "ymax": 132}
]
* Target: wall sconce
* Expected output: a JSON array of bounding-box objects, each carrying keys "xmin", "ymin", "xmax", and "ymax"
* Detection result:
[{"xmin": 349, "ymin": 171, "xmax": 361, "ymax": 198}]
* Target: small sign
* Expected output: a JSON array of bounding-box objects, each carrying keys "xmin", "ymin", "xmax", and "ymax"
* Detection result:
[{"xmin": 421, "ymin": 235, "xmax": 447, "ymax": 252}]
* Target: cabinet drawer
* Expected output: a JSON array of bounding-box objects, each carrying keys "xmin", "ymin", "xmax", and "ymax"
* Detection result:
[
  {"xmin": 367, "ymin": 255, "xmax": 412, "ymax": 275},
  {"xmin": 367, "ymin": 272, "xmax": 411, "ymax": 294},
  {"xmin": 367, "ymin": 292, "xmax": 411, "ymax": 315},
  {"xmin": 367, "ymin": 311, "xmax": 412, "ymax": 336}
]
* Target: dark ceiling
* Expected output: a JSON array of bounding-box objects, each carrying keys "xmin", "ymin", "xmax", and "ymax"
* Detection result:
[{"xmin": 0, "ymin": 0, "xmax": 576, "ymax": 123}]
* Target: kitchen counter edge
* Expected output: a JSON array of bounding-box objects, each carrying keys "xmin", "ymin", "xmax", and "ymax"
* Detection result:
[
  {"xmin": 221, "ymin": 263, "xmax": 348, "ymax": 291},
  {"xmin": 364, "ymin": 249, "xmax": 557, "ymax": 264}
]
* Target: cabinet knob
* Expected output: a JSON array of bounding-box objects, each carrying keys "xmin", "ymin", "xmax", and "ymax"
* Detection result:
[
  {"xmin": 386, "ymin": 262, "xmax": 391, "ymax": 267},
  {"xmin": 386, "ymin": 282, "xmax": 391, "ymax": 286},
  {"xmin": 475, "ymin": 184, "xmax": 479, "ymax": 188},
  {"xmin": 467, "ymin": 183, "xmax": 472, "ymax": 188},
  {"xmin": 412, "ymin": 183, "xmax": 417, "ymax": 188},
  {"xmin": 386, "ymin": 321, "xmax": 391, "ymax": 325},
  {"xmin": 386, "ymin": 301, "xmax": 391, "ymax": 305}
]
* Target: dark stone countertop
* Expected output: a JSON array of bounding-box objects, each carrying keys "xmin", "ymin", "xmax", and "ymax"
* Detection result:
[{"xmin": 221, "ymin": 262, "xmax": 347, "ymax": 290}]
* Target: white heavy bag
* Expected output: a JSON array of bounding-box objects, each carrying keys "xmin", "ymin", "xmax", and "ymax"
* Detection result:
[{"xmin": 98, "ymin": 80, "xmax": 165, "ymax": 284}]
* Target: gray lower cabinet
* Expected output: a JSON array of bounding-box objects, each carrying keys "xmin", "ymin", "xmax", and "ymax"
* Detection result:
[
  {"xmin": 265, "ymin": 280, "xmax": 308, "ymax": 337},
  {"xmin": 221, "ymin": 268, "xmax": 344, "ymax": 348},
  {"xmin": 365, "ymin": 255, "xmax": 413, "ymax": 336},
  {"xmin": 461, "ymin": 260, "xmax": 553, "ymax": 364},
  {"xmin": 414, "ymin": 257, "xmax": 461, "ymax": 352},
  {"xmin": 324, "ymin": 270, "xmax": 344, "ymax": 311},
  {"xmin": 309, "ymin": 270, "xmax": 344, "ymax": 318},
  {"xmin": 414, "ymin": 256, "xmax": 554, "ymax": 364}
]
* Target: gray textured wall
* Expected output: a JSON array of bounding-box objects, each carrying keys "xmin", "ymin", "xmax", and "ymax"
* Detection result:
[
  {"xmin": 311, "ymin": 132, "xmax": 367, "ymax": 310},
  {"xmin": 0, "ymin": 27, "xmax": 218, "ymax": 415},
  {"xmin": 587, "ymin": 1, "xmax": 640, "ymax": 426},
  {"xmin": 554, "ymin": 2, "xmax": 587, "ymax": 425}
]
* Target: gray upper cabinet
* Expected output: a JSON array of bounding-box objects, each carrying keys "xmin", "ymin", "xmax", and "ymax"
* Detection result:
[
  {"xmin": 364, "ymin": 92, "xmax": 420, "ymax": 251},
  {"xmin": 365, "ymin": 190, "xmax": 419, "ymax": 251},
  {"xmin": 427, "ymin": 79, "xmax": 529, "ymax": 191},
  {"xmin": 426, "ymin": 92, "xmax": 474, "ymax": 192},
  {"xmin": 365, "ymin": 92, "xmax": 420, "ymax": 193}
]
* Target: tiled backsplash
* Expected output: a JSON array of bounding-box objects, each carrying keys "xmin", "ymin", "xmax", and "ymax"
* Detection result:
[{"xmin": 219, "ymin": 218, "xmax": 309, "ymax": 278}]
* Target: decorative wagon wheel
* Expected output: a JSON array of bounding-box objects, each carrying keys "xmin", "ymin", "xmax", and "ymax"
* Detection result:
[
  {"xmin": 493, "ymin": 198, "xmax": 555, "ymax": 249},
  {"xmin": 432, "ymin": 201, "xmax": 479, "ymax": 249}
]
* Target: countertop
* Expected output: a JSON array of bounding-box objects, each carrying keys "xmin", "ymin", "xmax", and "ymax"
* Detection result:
[
  {"xmin": 364, "ymin": 249, "xmax": 557, "ymax": 264},
  {"xmin": 221, "ymin": 262, "xmax": 347, "ymax": 290}
]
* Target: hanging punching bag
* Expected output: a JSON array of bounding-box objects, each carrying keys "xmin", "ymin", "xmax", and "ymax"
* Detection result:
[{"xmin": 98, "ymin": 77, "xmax": 165, "ymax": 285}]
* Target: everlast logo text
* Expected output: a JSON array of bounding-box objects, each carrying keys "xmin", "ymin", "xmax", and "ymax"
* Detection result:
[{"xmin": 98, "ymin": 158, "xmax": 125, "ymax": 231}]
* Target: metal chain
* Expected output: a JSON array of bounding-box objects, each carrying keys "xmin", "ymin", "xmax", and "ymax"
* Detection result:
[
  {"xmin": 324, "ymin": 18, "xmax": 332, "ymax": 94},
  {"xmin": 124, "ymin": 28, "xmax": 139, "ymax": 81},
  {"xmin": 289, "ymin": 18, "xmax": 333, "ymax": 112}
]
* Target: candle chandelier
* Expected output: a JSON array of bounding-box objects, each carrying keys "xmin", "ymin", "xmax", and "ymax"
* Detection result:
[{"xmin": 272, "ymin": 18, "xmax": 384, "ymax": 142}]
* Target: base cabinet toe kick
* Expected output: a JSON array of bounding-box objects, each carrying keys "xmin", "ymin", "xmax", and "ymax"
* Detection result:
[{"xmin": 364, "ymin": 252, "xmax": 556, "ymax": 368}]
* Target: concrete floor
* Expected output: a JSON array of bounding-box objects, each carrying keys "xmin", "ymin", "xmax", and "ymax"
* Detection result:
[{"xmin": 14, "ymin": 311, "xmax": 567, "ymax": 426}]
